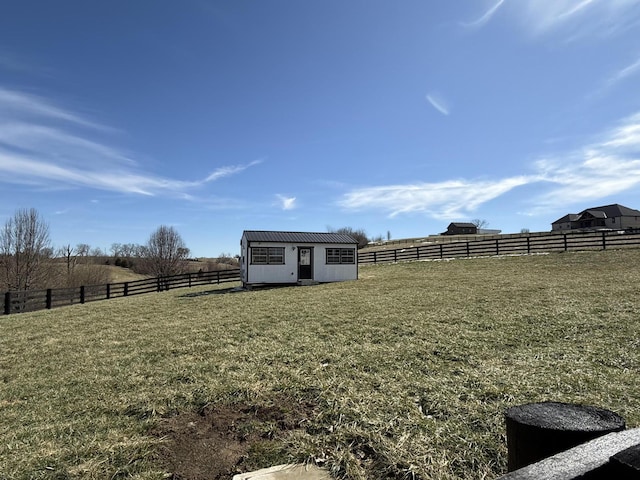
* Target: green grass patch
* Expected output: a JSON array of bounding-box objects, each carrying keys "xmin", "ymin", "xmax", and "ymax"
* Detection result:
[{"xmin": 1, "ymin": 250, "xmax": 639, "ymax": 479}]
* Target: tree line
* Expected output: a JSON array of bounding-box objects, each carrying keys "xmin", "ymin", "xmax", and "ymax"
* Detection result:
[
  {"xmin": 0, "ymin": 208, "xmax": 192, "ymax": 292},
  {"xmin": 0, "ymin": 208, "xmax": 387, "ymax": 293}
]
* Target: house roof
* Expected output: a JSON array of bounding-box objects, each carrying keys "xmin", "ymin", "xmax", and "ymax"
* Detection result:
[
  {"xmin": 242, "ymin": 230, "xmax": 358, "ymax": 244},
  {"xmin": 448, "ymin": 222, "xmax": 477, "ymax": 228},
  {"xmin": 580, "ymin": 210, "xmax": 607, "ymax": 219},
  {"xmin": 552, "ymin": 214, "xmax": 579, "ymax": 224},
  {"xmin": 578, "ymin": 204, "xmax": 640, "ymax": 218},
  {"xmin": 552, "ymin": 204, "xmax": 640, "ymax": 224}
]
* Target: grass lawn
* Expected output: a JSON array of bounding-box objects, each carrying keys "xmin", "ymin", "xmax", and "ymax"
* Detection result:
[{"xmin": 1, "ymin": 250, "xmax": 639, "ymax": 479}]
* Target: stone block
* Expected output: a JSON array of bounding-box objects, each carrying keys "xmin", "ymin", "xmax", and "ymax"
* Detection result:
[{"xmin": 233, "ymin": 463, "xmax": 331, "ymax": 480}]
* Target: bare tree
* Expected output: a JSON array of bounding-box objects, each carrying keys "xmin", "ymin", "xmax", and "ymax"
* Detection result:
[
  {"xmin": 327, "ymin": 226, "xmax": 369, "ymax": 249},
  {"xmin": 110, "ymin": 243, "xmax": 122, "ymax": 258},
  {"xmin": 120, "ymin": 243, "xmax": 139, "ymax": 258},
  {"xmin": 57, "ymin": 244, "xmax": 78, "ymax": 275},
  {"xmin": 89, "ymin": 246, "xmax": 105, "ymax": 263},
  {"xmin": 215, "ymin": 252, "xmax": 239, "ymax": 266},
  {"xmin": 0, "ymin": 208, "xmax": 52, "ymax": 291},
  {"xmin": 470, "ymin": 219, "xmax": 489, "ymax": 230},
  {"xmin": 142, "ymin": 225, "xmax": 190, "ymax": 277},
  {"xmin": 76, "ymin": 243, "xmax": 91, "ymax": 257}
]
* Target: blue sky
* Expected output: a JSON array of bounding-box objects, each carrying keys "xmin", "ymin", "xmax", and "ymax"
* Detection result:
[{"xmin": 1, "ymin": 1, "xmax": 640, "ymax": 257}]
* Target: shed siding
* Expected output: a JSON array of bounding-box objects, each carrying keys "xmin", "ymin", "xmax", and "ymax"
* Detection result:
[{"xmin": 241, "ymin": 233, "xmax": 357, "ymax": 285}]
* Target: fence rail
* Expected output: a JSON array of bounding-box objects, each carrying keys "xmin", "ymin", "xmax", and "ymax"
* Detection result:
[
  {"xmin": 5, "ymin": 230, "xmax": 640, "ymax": 315},
  {"xmin": 3, "ymin": 269, "xmax": 240, "ymax": 315},
  {"xmin": 358, "ymin": 230, "xmax": 640, "ymax": 265}
]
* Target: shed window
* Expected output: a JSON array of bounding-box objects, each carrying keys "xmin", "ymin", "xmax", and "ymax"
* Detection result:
[
  {"xmin": 251, "ymin": 247, "xmax": 285, "ymax": 265},
  {"xmin": 326, "ymin": 248, "xmax": 355, "ymax": 264}
]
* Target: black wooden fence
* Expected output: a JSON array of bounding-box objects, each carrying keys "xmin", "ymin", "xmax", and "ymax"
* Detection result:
[
  {"xmin": 3, "ymin": 269, "xmax": 240, "ymax": 315},
  {"xmin": 358, "ymin": 230, "xmax": 640, "ymax": 265},
  {"xmin": 5, "ymin": 230, "xmax": 640, "ymax": 315}
]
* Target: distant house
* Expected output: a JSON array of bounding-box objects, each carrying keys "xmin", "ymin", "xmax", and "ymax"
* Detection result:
[
  {"xmin": 551, "ymin": 204, "xmax": 640, "ymax": 232},
  {"xmin": 240, "ymin": 230, "xmax": 358, "ymax": 287},
  {"xmin": 441, "ymin": 222, "xmax": 478, "ymax": 235}
]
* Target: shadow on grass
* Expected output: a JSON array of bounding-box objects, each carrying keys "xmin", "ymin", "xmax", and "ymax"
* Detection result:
[{"xmin": 179, "ymin": 284, "xmax": 295, "ymax": 298}]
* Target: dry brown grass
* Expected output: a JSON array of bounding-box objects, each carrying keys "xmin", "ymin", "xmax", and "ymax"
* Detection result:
[
  {"xmin": 1, "ymin": 249, "xmax": 639, "ymax": 479},
  {"xmin": 101, "ymin": 264, "xmax": 149, "ymax": 283}
]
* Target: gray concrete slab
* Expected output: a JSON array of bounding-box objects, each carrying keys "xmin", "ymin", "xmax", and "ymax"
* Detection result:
[{"xmin": 498, "ymin": 428, "xmax": 640, "ymax": 479}]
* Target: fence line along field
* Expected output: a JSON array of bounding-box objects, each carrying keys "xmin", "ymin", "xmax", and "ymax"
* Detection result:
[
  {"xmin": 4, "ymin": 229, "xmax": 639, "ymax": 316},
  {"xmin": 1, "ymin": 249, "xmax": 639, "ymax": 479},
  {"xmin": 3, "ymin": 269, "xmax": 240, "ymax": 315},
  {"xmin": 358, "ymin": 229, "xmax": 640, "ymax": 264}
]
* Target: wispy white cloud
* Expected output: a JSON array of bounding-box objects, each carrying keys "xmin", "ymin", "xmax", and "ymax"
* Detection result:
[
  {"xmin": 530, "ymin": 157, "xmax": 640, "ymax": 213},
  {"xmin": 425, "ymin": 93, "xmax": 450, "ymax": 116},
  {"xmin": 510, "ymin": 0, "xmax": 640, "ymax": 39},
  {"xmin": 275, "ymin": 194, "xmax": 297, "ymax": 210},
  {"xmin": 460, "ymin": 0, "xmax": 506, "ymax": 28},
  {"xmin": 338, "ymin": 176, "xmax": 534, "ymax": 219},
  {"xmin": 338, "ymin": 112, "xmax": 640, "ymax": 219},
  {"xmin": 463, "ymin": 0, "xmax": 640, "ymax": 39},
  {"xmin": 0, "ymin": 87, "xmax": 110, "ymax": 131},
  {"xmin": 0, "ymin": 150, "xmax": 188, "ymax": 195},
  {"xmin": 528, "ymin": 112, "xmax": 640, "ymax": 212},
  {"xmin": 604, "ymin": 56, "xmax": 640, "ymax": 89},
  {"xmin": 204, "ymin": 159, "xmax": 263, "ymax": 182},
  {"xmin": 0, "ymin": 145, "xmax": 261, "ymax": 196},
  {"xmin": 0, "ymin": 122, "xmax": 137, "ymax": 167},
  {"xmin": 601, "ymin": 114, "xmax": 640, "ymax": 149},
  {"xmin": 0, "ymin": 86, "xmax": 261, "ymax": 198}
]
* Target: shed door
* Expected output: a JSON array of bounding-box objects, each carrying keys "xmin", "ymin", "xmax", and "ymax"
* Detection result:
[{"xmin": 298, "ymin": 247, "xmax": 313, "ymax": 280}]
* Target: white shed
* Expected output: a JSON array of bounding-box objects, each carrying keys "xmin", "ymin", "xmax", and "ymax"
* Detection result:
[{"xmin": 240, "ymin": 230, "xmax": 358, "ymax": 287}]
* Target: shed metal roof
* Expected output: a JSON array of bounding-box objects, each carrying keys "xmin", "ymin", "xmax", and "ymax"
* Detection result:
[{"xmin": 243, "ymin": 230, "xmax": 358, "ymax": 244}]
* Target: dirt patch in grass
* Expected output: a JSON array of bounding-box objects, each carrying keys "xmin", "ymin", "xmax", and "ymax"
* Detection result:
[{"xmin": 152, "ymin": 397, "xmax": 317, "ymax": 480}]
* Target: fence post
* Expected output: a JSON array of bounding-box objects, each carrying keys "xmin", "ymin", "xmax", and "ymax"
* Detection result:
[
  {"xmin": 124, "ymin": 282, "xmax": 129, "ymax": 296},
  {"xmin": 564, "ymin": 234, "xmax": 568, "ymax": 252},
  {"xmin": 496, "ymin": 239, "xmax": 500, "ymax": 256},
  {"xmin": 439, "ymin": 244, "xmax": 443, "ymax": 259},
  {"xmin": 527, "ymin": 236, "xmax": 531, "ymax": 254},
  {"xmin": 106, "ymin": 283, "xmax": 111, "ymax": 299},
  {"xmin": 80, "ymin": 286, "xmax": 86, "ymax": 304},
  {"xmin": 602, "ymin": 231, "xmax": 606, "ymax": 250},
  {"xmin": 188, "ymin": 273, "xmax": 192, "ymax": 288},
  {"xmin": 217, "ymin": 271, "xmax": 220, "ymax": 284},
  {"xmin": 416, "ymin": 246, "xmax": 420, "ymax": 260},
  {"xmin": 4, "ymin": 291, "xmax": 10, "ymax": 315},
  {"xmin": 374, "ymin": 251, "xmax": 377, "ymax": 264},
  {"xmin": 157, "ymin": 277, "xmax": 161, "ymax": 292},
  {"xmin": 466, "ymin": 242, "xmax": 470, "ymax": 257},
  {"xmin": 46, "ymin": 289, "xmax": 52, "ymax": 309},
  {"xmin": 394, "ymin": 250, "xmax": 397, "ymax": 262}
]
